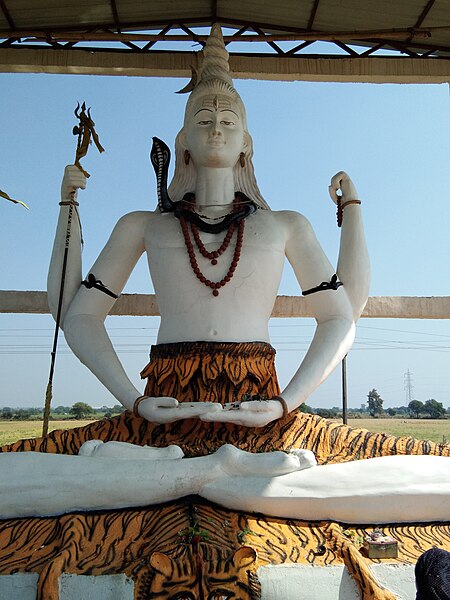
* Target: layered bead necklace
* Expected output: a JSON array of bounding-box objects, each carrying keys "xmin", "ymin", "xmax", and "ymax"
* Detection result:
[{"xmin": 178, "ymin": 197, "xmax": 245, "ymax": 297}]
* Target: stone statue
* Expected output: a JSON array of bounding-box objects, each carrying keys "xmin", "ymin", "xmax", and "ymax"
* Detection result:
[
  {"xmin": 47, "ymin": 24, "xmax": 370, "ymax": 427},
  {"xmin": 2, "ymin": 25, "xmax": 448, "ymax": 526}
]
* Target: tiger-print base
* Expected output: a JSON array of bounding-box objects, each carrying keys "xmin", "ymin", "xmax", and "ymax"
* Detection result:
[
  {"xmin": 1, "ymin": 341, "xmax": 450, "ymax": 599},
  {"xmin": 1, "ymin": 498, "xmax": 449, "ymax": 600}
]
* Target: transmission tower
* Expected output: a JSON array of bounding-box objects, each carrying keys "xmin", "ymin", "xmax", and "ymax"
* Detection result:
[{"xmin": 404, "ymin": 369, "xmax": 414, "ymax": 403}]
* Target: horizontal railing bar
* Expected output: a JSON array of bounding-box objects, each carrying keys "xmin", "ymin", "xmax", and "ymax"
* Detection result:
[{"xmin": 1, "ymin": 291, "xmax": 449, "ymax": 319}]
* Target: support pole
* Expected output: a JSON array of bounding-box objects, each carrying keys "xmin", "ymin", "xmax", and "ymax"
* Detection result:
[{"xmin": 342, "ymin": 354, "xmax": 348, "ymax": 425}]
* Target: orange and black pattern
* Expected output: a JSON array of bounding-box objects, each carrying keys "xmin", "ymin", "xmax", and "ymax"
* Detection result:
[
  {"xmin": 1, "ymin": 498, "xmax": 449, "ymax": 600},
  {"xmin": 1, "ymin": 341, "xmax": 450, "ymax": 599},
  {"xmin": 141, "ymin": 341, "xmax": 280, "ymax": 405}
]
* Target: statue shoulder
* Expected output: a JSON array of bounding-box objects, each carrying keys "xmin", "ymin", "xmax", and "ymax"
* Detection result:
[
  {"xmin": 268, "ymin": 209, "xmax": 314, "ymax": 237},
  {"xmin": 115, "ymin": 209, "xmax": 156, "ymax": 228},
  {"xmin": 111, "ymin": 210, "xmax": 156, "ymax": 239}
]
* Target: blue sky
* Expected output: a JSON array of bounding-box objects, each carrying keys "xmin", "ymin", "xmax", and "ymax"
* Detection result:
[{"xmin": 1, "ymin": 72, "xmax": 449, "ymax": 410}]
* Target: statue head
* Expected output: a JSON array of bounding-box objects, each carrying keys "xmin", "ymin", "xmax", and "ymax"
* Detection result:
[{"xmin": 168, "ymin": 24, "xmax": 269, "ymax": 209}]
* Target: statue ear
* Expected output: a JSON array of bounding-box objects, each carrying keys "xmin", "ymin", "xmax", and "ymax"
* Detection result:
[
  {"xmin": 178, "ymin": 129, "xmax": 188, "ymax": 152},
  {"xmin": 232, "ymin": 546, "xmax": 257, "ymax": 568},
  {"xmin": 242, "ymin": 131, "xmax": 251, "ymax": 154},
  {"xmin": 150, "ymin": 551, "xmax": 174, "ymax": 576}
]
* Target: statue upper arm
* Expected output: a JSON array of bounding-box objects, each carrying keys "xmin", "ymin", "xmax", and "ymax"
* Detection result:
[
  {"xmin": 65, "ymin": 211, "xmax": 149, "ymax": 319},
  {"xmin": 283, "ymin": 211, "xmax": 353, "ymax": 321}
]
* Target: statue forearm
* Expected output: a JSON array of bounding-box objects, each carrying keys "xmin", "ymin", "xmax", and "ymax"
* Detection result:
[
  {"xmin": 281, "ymin": 316, "xmax": 355, "ymax": 411},
  {"xmin": 337, "ymin": 205, "xmax": 370, "ymax": 320},
  {"xmin": 47, "ymin": 204, "xmax": 82, "ymax": 324},
  {"xmin": 63, "ymin": 313, "xmax": 141, "ymax": 410},
  {"xmin": 47, "ymin": 165, "xmax": 87, "ymax": 324}
]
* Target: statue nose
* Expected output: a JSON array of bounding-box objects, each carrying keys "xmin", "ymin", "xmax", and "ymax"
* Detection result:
[{"xmin": 211, "ymin": 119, "xmax": 223, "ymax": 135}]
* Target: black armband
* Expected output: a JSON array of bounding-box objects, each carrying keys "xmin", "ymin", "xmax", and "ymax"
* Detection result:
[
  {"xmin": 302, "ymin": 274, "xmax": 343, "ymax": 296},
  {"xmin": 81, "ymin": 273, "xmax": 119, "ymax": 299}
]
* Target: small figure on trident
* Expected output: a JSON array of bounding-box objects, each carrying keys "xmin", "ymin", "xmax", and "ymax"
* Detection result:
[{"xmin": 43, "ymin": 103, "xmax": 104, "ymax": 436}]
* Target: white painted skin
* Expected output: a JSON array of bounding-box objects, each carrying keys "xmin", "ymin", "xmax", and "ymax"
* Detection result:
[
  {"xmin": 47, "ymin": 92, "xmax": 370, "ymax": 427},
  {"xmin": 2, "ymin": 443, "xmax": 449, "ymax": 524}
]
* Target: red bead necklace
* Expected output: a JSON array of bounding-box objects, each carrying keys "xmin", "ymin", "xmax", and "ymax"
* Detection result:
[{"xmin": 179, "ymin": 198, "xmax": 245, "ymax": 296}]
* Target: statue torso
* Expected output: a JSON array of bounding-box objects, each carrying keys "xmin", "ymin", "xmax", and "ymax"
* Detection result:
[{"xmin": 143, "ymin": 210, "xmax": 292, "ymax": 344}]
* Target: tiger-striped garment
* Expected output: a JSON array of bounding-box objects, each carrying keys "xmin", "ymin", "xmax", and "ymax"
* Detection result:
[{"xmin": 1, "ymin": 340, "xmax": 450, "ymax": 599}]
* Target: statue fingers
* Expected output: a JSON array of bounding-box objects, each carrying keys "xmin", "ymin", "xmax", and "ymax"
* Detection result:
[
  {"xmin": 176, "ymin": 402, "xmax": 221, "ymax": 418},
  {"xmin": 155, "ymin": 396, "xmax": 179, "ymax": 408},
  {"xmin": 61, "ymin": 165, "xmax": 87, "ymax": 200},
  {"xmin": 330, "ymin": 170, "xmax": 358, "ymax": 202}
]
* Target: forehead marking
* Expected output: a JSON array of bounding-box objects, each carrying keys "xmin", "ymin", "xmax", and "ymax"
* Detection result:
[{"xmin": 201, "ymin": 95, "xmax": 232, "ymax": 110}]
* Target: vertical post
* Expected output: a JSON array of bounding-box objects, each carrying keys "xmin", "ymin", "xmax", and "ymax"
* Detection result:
[{"xmin": 342, "ymin": 354, "xmax": 348, "ymax": 425}]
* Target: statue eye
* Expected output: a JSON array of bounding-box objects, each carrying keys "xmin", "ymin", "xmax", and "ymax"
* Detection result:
[{"xmin": 221, "ymin": 120, "xmax": 234, "ymax": 126}]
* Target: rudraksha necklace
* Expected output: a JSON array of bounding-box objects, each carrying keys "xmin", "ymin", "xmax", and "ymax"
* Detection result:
[{"xmin": 178, "ymin": 198, "xmax": 245, "ymax": 296}]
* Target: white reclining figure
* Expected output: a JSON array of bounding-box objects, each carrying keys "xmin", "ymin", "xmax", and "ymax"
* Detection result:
[{"xmin": 2, "ymin": 442, "xmax": 449, "ymax": 523}]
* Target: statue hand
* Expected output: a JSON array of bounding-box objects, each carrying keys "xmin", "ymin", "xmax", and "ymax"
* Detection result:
[
  {"xmin": 200, "ymin": 400, "xmax": 283, "ymax": 428},
  {"xmin": 137, "ymin": 397, "xmax": 220, "ymax": 424},
  {"xmin": 61, "ymin": 164, "xmax": 86, "ymax": 201},
  {"xmin": 328, "ymin": 171, "xmax": 358, "ymax": 204}
]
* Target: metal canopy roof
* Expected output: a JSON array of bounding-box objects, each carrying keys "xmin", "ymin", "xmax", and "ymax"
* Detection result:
[{"xmin": 0, "ymin": 1, "xmax": 449, "ymax": 81}]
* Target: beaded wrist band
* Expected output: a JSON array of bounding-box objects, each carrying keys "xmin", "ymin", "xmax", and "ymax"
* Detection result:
[
  {"xmin": 342, "ymin": 199, "xmax": 361, "ymax": 209},
  {"xmin": 59, "ymin": 200, "xmax": 79, "ymax": 206},
  {"xmin": 273, "ymin": 395, "xmax": 290, "ymax": 419},
  {"xmin": 336, "ymin": 199, "xmax": 361, "ymax": 227},
  {"xmin": 133, "ymin": 395, "xmax": 150, "ymax": 417}
]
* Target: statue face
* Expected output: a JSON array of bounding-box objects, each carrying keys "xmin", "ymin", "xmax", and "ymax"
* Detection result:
[{"xmin": 185, "ymin": 94, "xmax": 245, "ymax": 168}]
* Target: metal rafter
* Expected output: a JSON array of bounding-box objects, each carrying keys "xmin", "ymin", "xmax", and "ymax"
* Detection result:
[
  {"xmin": 0, "ymin": 0, "xmax": 14, "ymax": 29},
  {"xmin": 1, "ymin": 20, "xmax": 449, "ymax": 58},
  {"xmin": 109, "ymin": 0, "xmax": 122, "ymax": 34},
  {"xmin": 307, "ymin": 0, "xmax": 321, "ymax": 31},
  {"xmin": 414, "ymin": 0, "xmax": 436, "ymax": 28}
]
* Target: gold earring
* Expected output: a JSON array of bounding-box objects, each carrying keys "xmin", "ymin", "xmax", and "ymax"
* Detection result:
[
  {"xmin": 184, "ymin": 150, "xmax": 190, "ymax": 165},
  {"xmin": 239, "ymin": 152, "xmax": 246, "ymax": 168}
]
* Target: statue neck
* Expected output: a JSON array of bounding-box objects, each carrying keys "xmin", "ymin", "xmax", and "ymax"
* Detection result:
[{"xmin": 194, "ymin": 166, "xmax": 235, "ymax": 214}]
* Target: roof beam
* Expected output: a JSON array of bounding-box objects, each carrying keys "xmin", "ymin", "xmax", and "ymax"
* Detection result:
[
  {"xmin": 0, "ymin": 0, "xmax": 14, "ymax": 29},
  {"xmin": 109, "ymin": 0, "xmax": 122, "ymax": 33},
  {"xmin": 414, "ymin": 0, "xmax": 436, "ymax": 28},
  {"xmin": 0, "ymin": 48, "xmax": 449, "ymax": 83},
  {"xmin": 307, "ymin": 0, "xmax": 321, "ymax": 31},
  {"xmin": 2, "ymin": 26, "xmax": 448, "ymax": 44}
]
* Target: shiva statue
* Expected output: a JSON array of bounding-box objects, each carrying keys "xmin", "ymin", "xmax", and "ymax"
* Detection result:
[{"xmin": 47, "ymin": 23, "xmax": 369, "ymax": 427}]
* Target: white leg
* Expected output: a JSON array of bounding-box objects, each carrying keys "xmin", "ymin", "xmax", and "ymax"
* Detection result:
[
  {"xmin": 79, "ymin": 440, "xmax": 184, "ymax": 459},
  {"xmin": 200, "ymin": 455, "xmax": 450, "ymax": 524}
]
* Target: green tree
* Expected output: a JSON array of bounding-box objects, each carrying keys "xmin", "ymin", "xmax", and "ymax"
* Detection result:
[
  {"xmin": 70, "ymin": 402, "xmax": 94, "ymax": 419},
  {"xmin": 1, "ymin": 407, "xmax": 13, "ymax": 419},
  {"xmin": 53, "ymin": 405, "xmax": 71, "ymax": 415},
  {"xmin": 367, "ymin": 389, "xmax": 383, "ymax": 417},
  {"xmin": 423, "ymin": 399, "xmax": 446, "ymax": 419},
  {"xmin": 386, "ymin": 407, "xmax": 396, "ymax": 417},
  {"xmin": 408, "ymin": 400, "xmax": 424, "ymax": 418}
]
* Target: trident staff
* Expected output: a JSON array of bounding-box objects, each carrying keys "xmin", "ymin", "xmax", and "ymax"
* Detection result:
[{"xmin": 42, "ymin": 103, "xmax": 104, "ymax": 436}]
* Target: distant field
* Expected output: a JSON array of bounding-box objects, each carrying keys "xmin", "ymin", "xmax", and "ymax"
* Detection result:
[
  {"xmin": 0, "ymin": 420, "xmax": 95, "ymax": 446},
  {"xmin": 0, "ymin": 418, "xmax": 449, "ymax": 446},
  {"xmin": 345, "ymin": 418, "xmax": 450, "ymax": 445}
]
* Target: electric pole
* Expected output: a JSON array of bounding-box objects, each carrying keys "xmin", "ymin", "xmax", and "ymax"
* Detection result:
[{"xmin": 404, "ymin": 369, "xmax": 414, "ymax": 403}]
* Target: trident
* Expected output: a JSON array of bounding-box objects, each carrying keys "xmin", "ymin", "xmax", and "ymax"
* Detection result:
[{"xmin": 42, "ymin": 103, "xmax": 104, "ymax": 436}]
